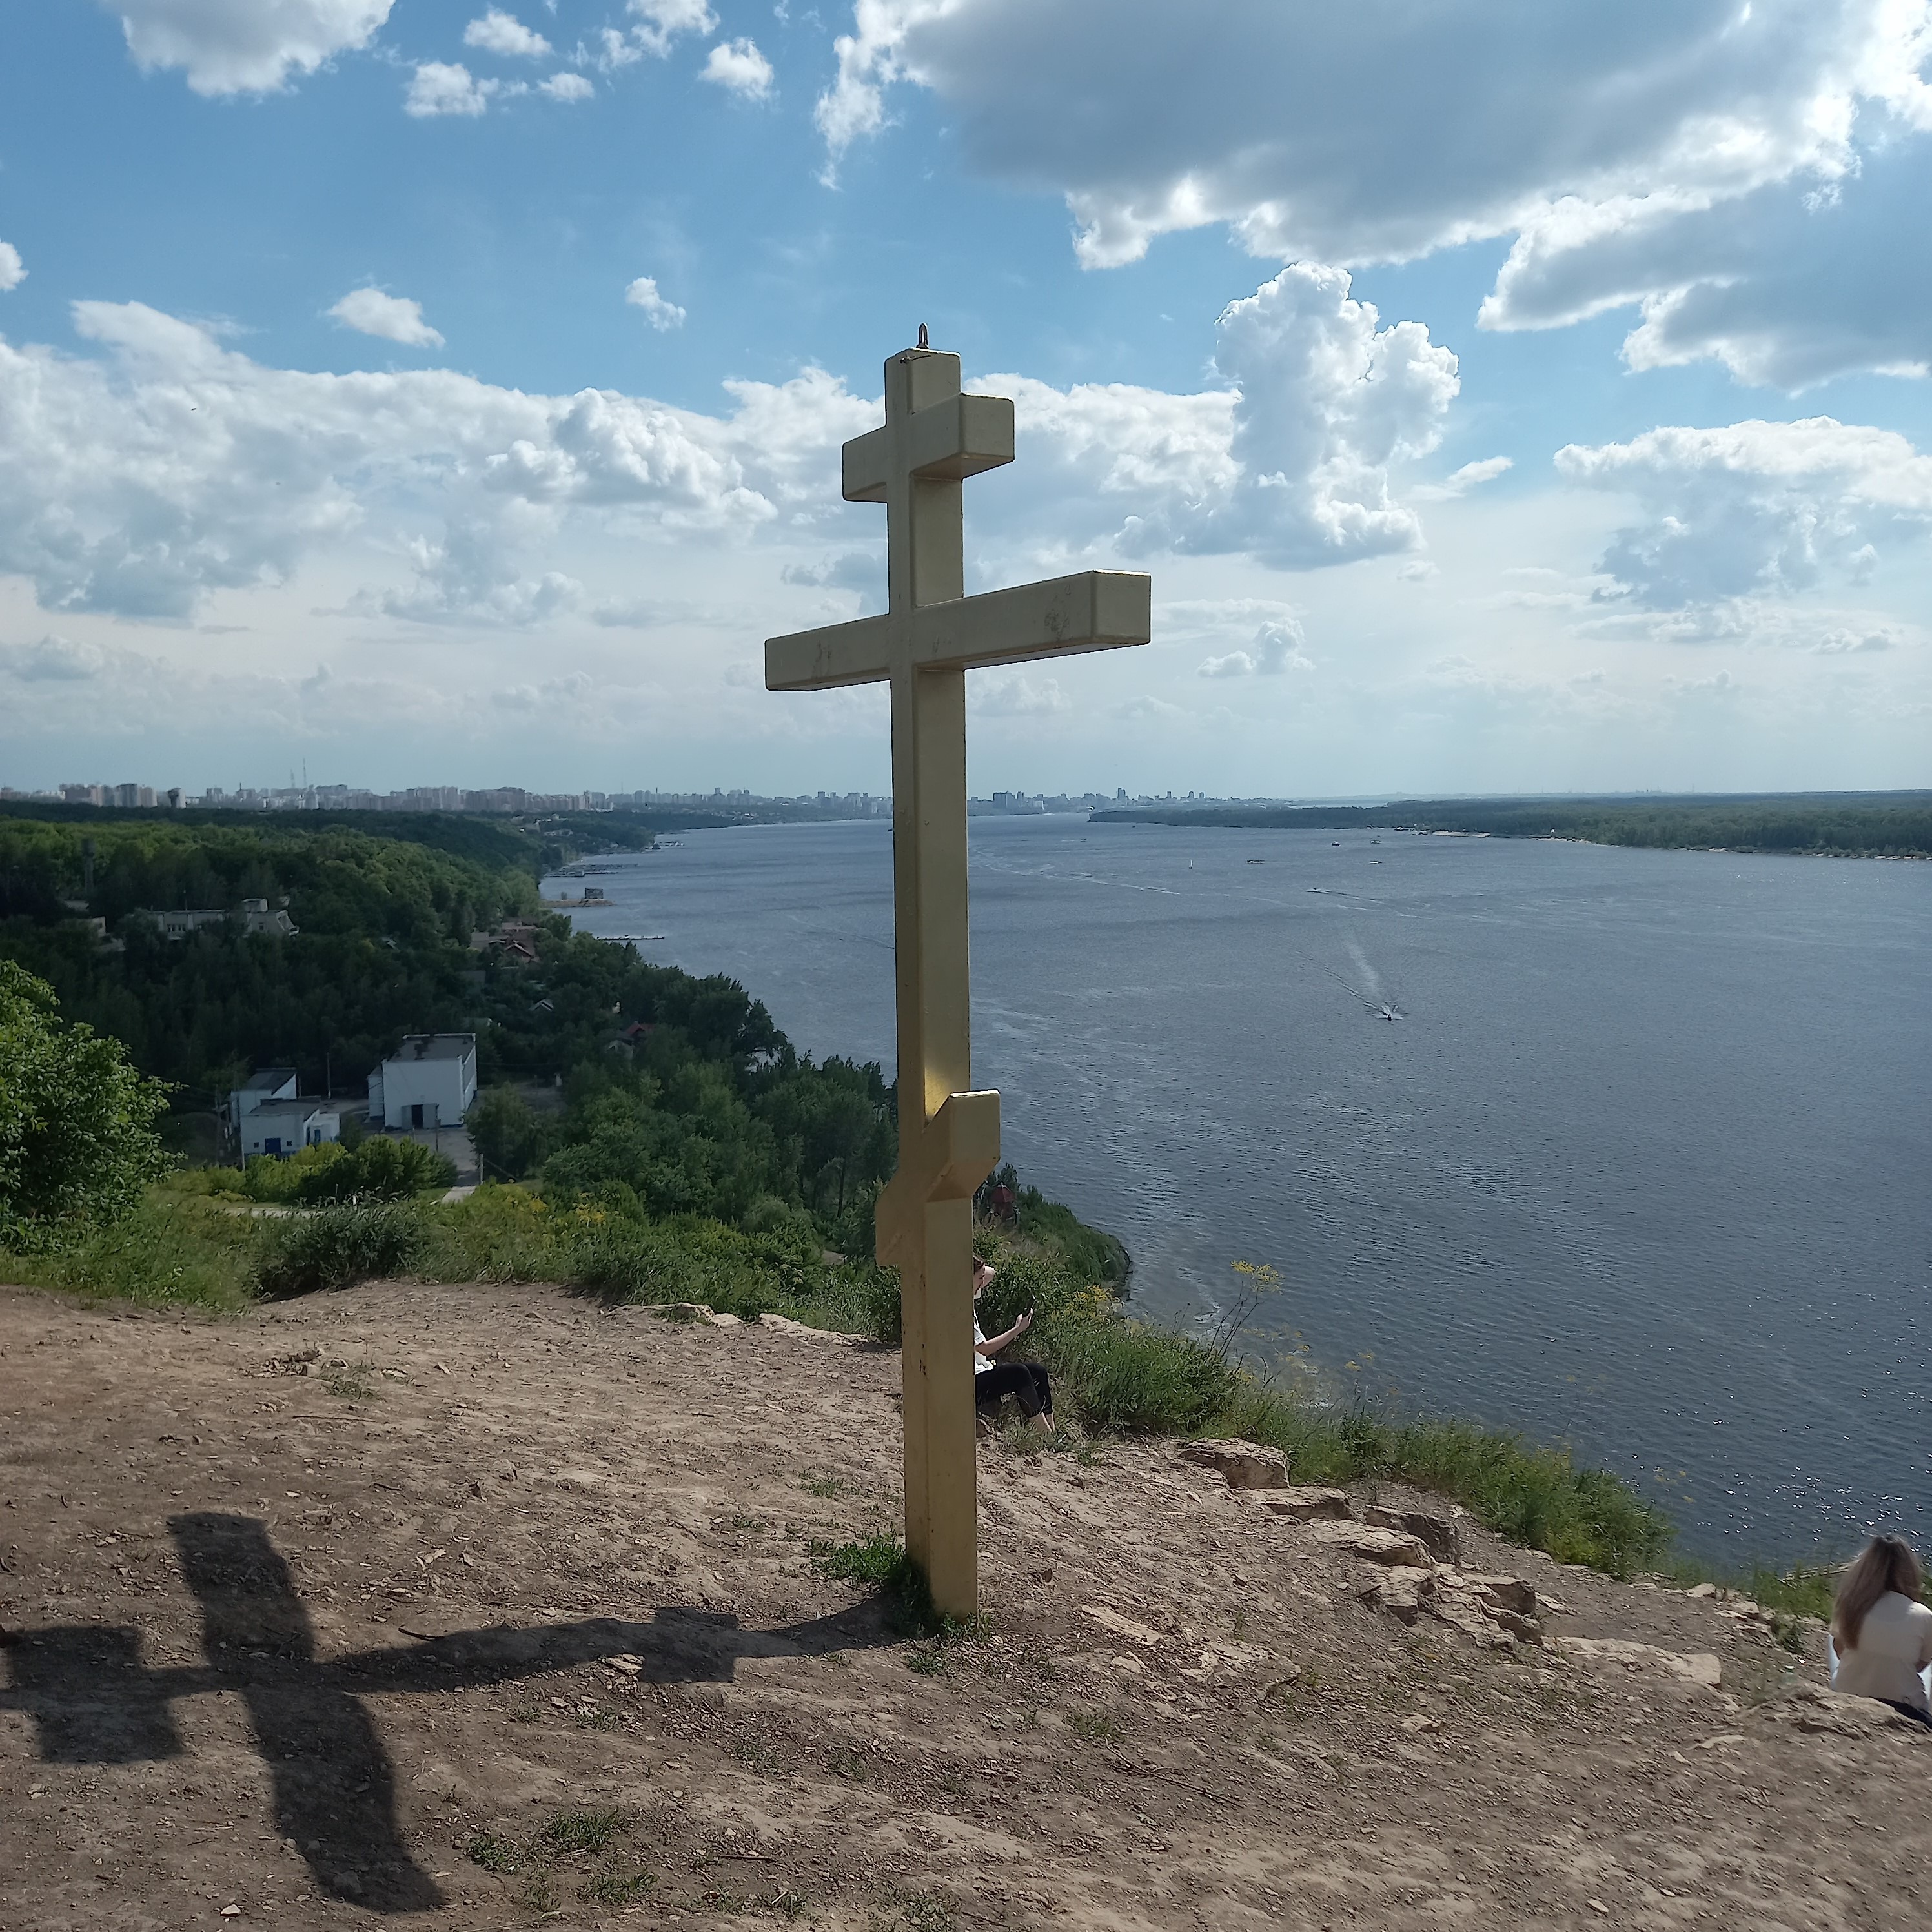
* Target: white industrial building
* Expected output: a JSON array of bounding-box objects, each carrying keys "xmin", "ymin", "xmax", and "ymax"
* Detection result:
[
  {"xmin": 239, "ymin": 1099, "xmax": 341, "ymax": 1159},
  {"xmin": 367, "ymin": 1033, "xmax": 478, "ymax": 1131},
  {"xmin": 226, "ymin": 1068, "xmax": 340, "ymax": 1158}
]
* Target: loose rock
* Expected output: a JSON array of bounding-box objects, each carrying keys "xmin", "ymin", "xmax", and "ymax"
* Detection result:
[
  {"xmin": 1363, "ymin": 1505, "xmax": 1461, "ymax": 1562},
  {"xmin": 1260, "ymin": 1485, "xmax": 1352, "ymax": 1522},
  {"xmin": 1304, "ymin": 1520, "xmax": 1433, "ymax": 1567},
  {"xmin": 1178, "ymin": 1439, "xmax": 1290, "ymax": 1490}
]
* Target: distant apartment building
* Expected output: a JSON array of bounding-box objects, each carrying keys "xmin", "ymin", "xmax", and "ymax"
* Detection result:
[
  {"xmin": 225, "ymin": 1068, "xmax": 340, "ymax": 1159},
  {"xmin": 143, "ymin": 898, "xmax": 298, "ymax": 940},
  {"xmin": 367, "ymin": 1033, "xmax": 478, "ymax": 1131}
]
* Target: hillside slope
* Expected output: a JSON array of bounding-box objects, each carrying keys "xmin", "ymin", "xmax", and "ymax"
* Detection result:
[{"xmin": 1, "ymin": 1279, "xmax": 1924, "ymax": 1929}]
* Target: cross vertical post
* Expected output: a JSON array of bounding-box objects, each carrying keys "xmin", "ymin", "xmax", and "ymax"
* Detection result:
[{"xmin": 766, "ymin": 342, "xmax": 1151, "ymax": 1618}]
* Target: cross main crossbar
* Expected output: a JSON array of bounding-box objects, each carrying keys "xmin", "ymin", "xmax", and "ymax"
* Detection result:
[{"xmin": 765, "ymin": 569, "xmax": 1152, "ymax": 693}]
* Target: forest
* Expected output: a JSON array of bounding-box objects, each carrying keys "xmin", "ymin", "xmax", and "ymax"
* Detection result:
[{"xmin": 1092, "ymin": 792, "xmax": 1932, "ymax": 857}]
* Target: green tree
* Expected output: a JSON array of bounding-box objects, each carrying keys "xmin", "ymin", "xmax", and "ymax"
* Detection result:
[{"xmin": 0, "ymin": 961, "xmax": 172, "ymax": 1250}]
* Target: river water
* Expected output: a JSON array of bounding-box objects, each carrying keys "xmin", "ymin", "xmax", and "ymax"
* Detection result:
[{"xmin": 551, "ymin": 815, "xmax": 1931, "ymax": 1565}]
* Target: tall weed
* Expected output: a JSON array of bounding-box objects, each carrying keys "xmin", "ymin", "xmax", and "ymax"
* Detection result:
[{"xmin": 257, "ymin": 1200, "xmax": 427, "ymax": 1297}]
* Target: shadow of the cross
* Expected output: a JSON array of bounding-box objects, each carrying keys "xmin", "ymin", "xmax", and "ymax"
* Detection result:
[{"xmin": 0, "ymin": 1514, "xmax": 893, "ymax": 1914}]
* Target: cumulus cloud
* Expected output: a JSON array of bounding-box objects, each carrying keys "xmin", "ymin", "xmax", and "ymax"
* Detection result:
[
  {"xmin": 405, "ymin": 62, "xmax": 506, "ymax": 116},
  {"xmin": 624, "ymin": 276, "xmax": 687, "ymax": 331},
  {"xmin": 463, "ymin": 9, "xmax": 550, "ymax": 57},
  {"xmin": 328, "ymin": 288, "xmax": 445, "ymax": 349},
  {"xmin": 108, "ymin": 0, "xmax": 394, "ymax": 96},
  {"xmin": 1556, "ymin": 417, "xmax": 1932, "ymax": 609},
  {"xmin": 0, "ymin": 298, "xmax": 869, "ymax": 624},
  {"xmin": 1198, "ymin": 618, "xmax": 1311, "ymax": 678},
  {"xmin": 703, "ymin": 37, "xmax": 775, "ymax": 99},
  {"xmin": 0, "ymin": 243, "xmax": 23, "ymax": 294},
  {"xmin": 1002, "ymin": 263, "xmax": 1457, "ymax": 569},
  {"xmin": 970, "ymin": 671, "xmax": 1068, "ymax": 715},
  {"xmin": 1, "ymin": 635, "xmax": 108, "ymax": 682},
  {"xmin": 0, "ymin": 274, "xmax": 1450, "ymax": 635},
  {"xmin": 610, "ymin": 0, "xmax": 717, "ymax": 61},
  {"xmin": 1484, "ymin": 134, "xmax": 1932, "ymax": 389},
  {"xmin": 538, "ymin": 71, "xmax": 595, "ymax": 102},
  {"xmin": 815, "ymin": 1, "xmax": 1932, "ymax": 388},
  {"xmin": 781, "ymin": 549, "xmax": 883, "ymax": 600}
]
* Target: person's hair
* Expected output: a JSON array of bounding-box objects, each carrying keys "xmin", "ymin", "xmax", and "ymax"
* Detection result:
[{"xmin": 1834, "ymin": 1536, "xmax": 1924, "ymax": 1651}]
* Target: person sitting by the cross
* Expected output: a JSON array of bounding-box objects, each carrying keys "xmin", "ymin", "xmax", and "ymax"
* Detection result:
[{"xmin": 973, "ymin": 1257, "xmax": 1055, "ymax": 1434}]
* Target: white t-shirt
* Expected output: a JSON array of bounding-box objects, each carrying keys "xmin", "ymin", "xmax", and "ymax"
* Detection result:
[
  {"xmin": 1831, "ymin": 1592, "xmax": 1932, "ymax": 1712},
  {"xmin": 972, "ymin": 1315, "xmax": 993, "ymax": 1374}
]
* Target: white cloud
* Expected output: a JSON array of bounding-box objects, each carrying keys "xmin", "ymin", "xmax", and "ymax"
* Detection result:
[
  {"xmin": 405, "ymin": 62, "xmax": 503, "ymax": 117},
  {"xmin": 1412, "ymin": 455, "xmax": 1512, "ymax": 500},
  {"xmin": 991, "ymin": 264, "xmax": 1456, "ymax": 569},
  {"xmin": 620, "ymin": 0, "xmax": 717, "ymax": 59},
  {"xmin": 0, "ymin": 298, "xmax": 868, "ymax": 624},
  {"xmin": 1198, "ymin": 618, "xmax": 1311, "ymax": 678},
  {"xmin": 815, "ymin": 1, "xmax": 1932, "ymax": 389},
  {"xmin": 0, "ymin": 243, "xmax": 23, "ymax": 294},
  {"xmin": 624, "ymin": 276, "xmax": 687, "ymax": 331},
  {"xmin": 328, "ymin": 288, "xmax": 445, "ymax": 349},
  {"xmin": 703, "ymin": 37, "xmax": 775, "ymax": 99},
  {"xmin": 538, "ymin": 71, "xmax": 595, "ymax": 101},
  {"xmin": 970, "ymin": 671, "xmax": 1068, "ymax": 715},
  {"xmin": 781, "ymin": 549, "xmax": 883, "ymax": 602},
  {"xmin": 0, "ymin": 635, "xmax": 108, "ymax": 682},
  {"xmin": 1483, "ymin": 135, "xmax": 1932, "ymax": 389},
  {"xmin": 108, "ymin": 0, "xmax": 394, "ymax": 96},
  {"xmin": 463, "ymin": 9, "xmax": 551, "ymax": 57},
  {"xmin": 1556, "ymin": 417, "xmax": 1932, "ymax": 609}
]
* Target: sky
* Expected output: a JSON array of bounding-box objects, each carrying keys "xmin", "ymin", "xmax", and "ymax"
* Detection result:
[{"xmin": 2, "ymin": 1, "xmax": 1930, "ymax": 800}]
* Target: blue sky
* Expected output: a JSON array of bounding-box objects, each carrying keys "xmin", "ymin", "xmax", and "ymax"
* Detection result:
[{"xmin": 2, "ymin": 1, "xmax": 1929, "ymax": 797}]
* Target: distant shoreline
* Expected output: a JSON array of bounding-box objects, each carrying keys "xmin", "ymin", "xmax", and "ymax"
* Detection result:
[{"xmin": 1090, "ymin": 791, "xmax": 1932, "ymax": 860}]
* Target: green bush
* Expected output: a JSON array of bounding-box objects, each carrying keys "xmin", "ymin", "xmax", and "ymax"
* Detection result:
[
  {"xmin": 0, "ymin": 961, "xmax": 172, "ymax": 1250},
  {"xmin": 177, "ymin": 1136, "xmax": 458, "ymax": 1205},
  {"xmin": 257, "ymin": 1199, "xmax": 428, "ymax": 1297}
]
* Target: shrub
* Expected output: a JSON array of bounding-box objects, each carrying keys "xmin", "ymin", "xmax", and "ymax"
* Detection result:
[
  {"xmin": 291, "ymin": 1135, "xmax": 456, "ymax": 1203},
  {"xmin": 0, "ymin": 961, "xmax": 172, "ymax": 1250},
  {"xmin": 257, "ymin": 1199, "xmax": 427, "ymax": 1297}
]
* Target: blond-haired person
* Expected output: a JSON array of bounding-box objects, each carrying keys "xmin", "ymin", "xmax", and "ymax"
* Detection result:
[{"xmin": 1830, "ymin": 1535, "xmax": 1932, "ymax": 1725}]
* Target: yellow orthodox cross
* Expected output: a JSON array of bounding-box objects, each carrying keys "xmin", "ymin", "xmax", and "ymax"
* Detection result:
[{"xmin": 766, "ymin": 340, "xmax": 1151, "ymax": 1616}]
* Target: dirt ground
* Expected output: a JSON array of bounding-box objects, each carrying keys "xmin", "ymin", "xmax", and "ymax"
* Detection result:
[{"xmin": 1, "ymin": 1277, "xmax": 1926, "ymax": 1932}]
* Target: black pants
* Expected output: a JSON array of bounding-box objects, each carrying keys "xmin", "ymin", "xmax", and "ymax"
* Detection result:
[
  {"xmin": 1881, "ymin": 1698, "xmax": 1932, "ymax": 1728},
  {"xmin": 976, "ymin": 1361, "xmax": 1052, "ymax": 1418}
]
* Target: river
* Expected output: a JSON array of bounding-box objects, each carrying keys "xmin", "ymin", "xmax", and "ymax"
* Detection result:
[{"xmin": 550, "ymin": 814, "xmax": 1931, "ymax": 1566}]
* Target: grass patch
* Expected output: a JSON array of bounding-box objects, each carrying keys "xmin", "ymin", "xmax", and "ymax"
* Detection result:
[
  {"xmin": 467, "ymin": 1805, "xmax": 646, "ymax": 1906},
  {"xmin": 0, "ymin": 1199, "xmax": 257, "ymax": 1312},
  {"xmin": 582, "ymin": 1867, "xmax": 655, "ymax": 1906},
  {"xmin": 536, "ymin": 1806, "xmax": 624, "ymax": 1856},
  {"xmin": 1066, "ymin": 1707, "xmax": 1123, "ymax": 1744},
  {"xmin": 809, "ymin": 1533, "xmax": 939, "ymax": 1634}
]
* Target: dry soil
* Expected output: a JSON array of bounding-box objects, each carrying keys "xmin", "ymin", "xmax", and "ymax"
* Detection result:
[{"xmin": 1, "ymin": 1277, "xmax": 1926, "ymax": 1931}]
